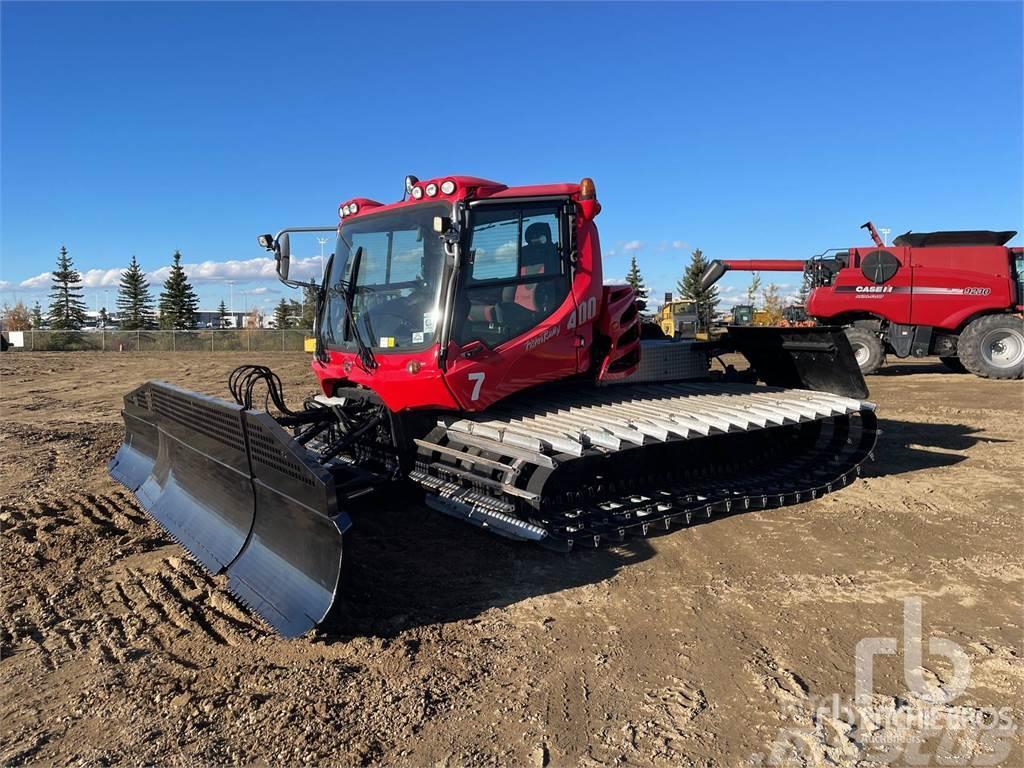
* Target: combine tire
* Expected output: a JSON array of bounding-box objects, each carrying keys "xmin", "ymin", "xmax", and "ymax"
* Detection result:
[
  {"xmin": 958, "ymin": 315, "xmax": 1024, "ymax": 379},
  {"xmin": 844, "ymin": 327, "xmax": 884, "ymax": 375},
  {"xmin": 939, "ymin": 356, "xmax": 967, "ymax": 373}
]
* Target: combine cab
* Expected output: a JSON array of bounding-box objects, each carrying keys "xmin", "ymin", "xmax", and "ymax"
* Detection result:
[{"xmin": 110, "ymin": 176, "xmax": 878, "ymax": 636}]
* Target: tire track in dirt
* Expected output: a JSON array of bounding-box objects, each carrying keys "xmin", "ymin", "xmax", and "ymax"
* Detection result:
[{"xmin": 3, "ymin": 487, "xmax": 263, "ymax": 673}]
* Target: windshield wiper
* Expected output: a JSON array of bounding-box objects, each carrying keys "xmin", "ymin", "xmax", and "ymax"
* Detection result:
[
  {"xmin": 335, "ymin": 246, "xmax": 377, "ymax": 370},
  {"xmin": 346, "ymin": 246, "xmax": 378, "ymax": 370}
]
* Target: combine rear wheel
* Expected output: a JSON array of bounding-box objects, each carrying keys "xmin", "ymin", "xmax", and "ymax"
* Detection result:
[
  {"xmin": 958, "ymin": 315, "xmax": 1024, "ymax": 380},
  {"xmin": 844, "ymin": 327, "xmax": 884, "ymax": 375}
]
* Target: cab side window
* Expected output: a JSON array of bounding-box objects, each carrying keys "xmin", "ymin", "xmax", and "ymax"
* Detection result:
[{"xmin": 457, "ymin": 204, "xmax": 569, "ymax": 347}]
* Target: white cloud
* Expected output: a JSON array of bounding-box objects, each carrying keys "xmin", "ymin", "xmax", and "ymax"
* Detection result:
[
  {"xmin": 81, "ymin": 268, "xmax": 124, "ymax": 288},
  {"xmin": 623, "ymin": 240, "xmax": 643, "ymax": 252},
  {"xmin": 0, "ymin": 281, "xmax": 11, "ymax": 291},
  {"xmin": 672, "ymin": 240, "xmax": 689, "ymax": 250},
  {"xmin": 246, "ymin": 286, "xmax": 281, "ymax": 296},
  {"xmin": 149, "ymin": 255, "xmax": 322, "ymax": 285},
  {"xmin": 472, "ymin": 240, "xmax": 518, "ymax": 279},
  {"xmin": 19, "ymin": 272, "xmax": 53, "ymax": 289}
]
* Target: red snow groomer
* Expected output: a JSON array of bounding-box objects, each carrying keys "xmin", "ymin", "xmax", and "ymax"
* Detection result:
[
  {"xmin": 701, "ymin": 222, "xmax": 1023, "ymax": 378},
  {"xmin": 110, "ymin": 176, "xmax": 877, "ymax": 636}
]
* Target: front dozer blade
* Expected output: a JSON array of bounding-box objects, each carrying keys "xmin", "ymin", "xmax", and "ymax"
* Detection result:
[
  {"xmin": 724, "ymin": 325, "xmax": 870, "ymax": 399},
  {"xmin": 224, "ymin": 411, "xmax": 349, "ymax": 637},
  {"xmin": 108, "ymin": 381, "xmax": 349, "ymax": 637}
]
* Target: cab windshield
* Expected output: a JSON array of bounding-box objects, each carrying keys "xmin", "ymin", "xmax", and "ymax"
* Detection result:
[{"xmin": 322, "ymin": 202, "xmax": 450, "ymax": 352}]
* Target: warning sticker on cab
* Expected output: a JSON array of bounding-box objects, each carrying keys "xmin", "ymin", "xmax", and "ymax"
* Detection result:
[
  {"xmin": 379, "ymin": 337, "xmax": 396, "ymax": 348},
  {"xmin": 412, "ymin": 331, "xmax": 425, "ymax": 344}
]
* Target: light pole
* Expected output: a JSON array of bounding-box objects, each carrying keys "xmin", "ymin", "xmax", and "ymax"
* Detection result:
[
  {"xmin": 879, "ymin": 228, "xmax": 891, "ymax": 247},
  {"xmin": 317, "ymin": 237, "xmax": 329, "ymax": 280}
]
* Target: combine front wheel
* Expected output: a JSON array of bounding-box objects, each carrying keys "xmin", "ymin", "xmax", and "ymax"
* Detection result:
[
  {"xmin": 844, "ymin": 327, "xmax": 884, "ymax": 375},
  {"xmin": 958, "ymin": 315, "xmax": 1024, "ymax": 380}
]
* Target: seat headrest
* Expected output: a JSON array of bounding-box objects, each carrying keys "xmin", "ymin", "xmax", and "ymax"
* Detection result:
[{"xmin": 525, "ymin": 222, "xmax": 552, "ymax": 244}]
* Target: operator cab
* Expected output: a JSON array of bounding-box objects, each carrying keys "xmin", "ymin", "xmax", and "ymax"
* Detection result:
[{"xmin": 312, "ymin": 195, "xmax": 573, "ymax": 356}]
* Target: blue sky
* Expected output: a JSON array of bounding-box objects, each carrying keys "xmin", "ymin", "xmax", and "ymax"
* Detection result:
[{"xmin": 2, "ymin": 1, "xmax": 1021, "ymax": 313}]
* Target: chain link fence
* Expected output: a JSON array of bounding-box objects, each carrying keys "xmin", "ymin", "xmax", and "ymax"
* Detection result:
[{"xmin": 10, "ymin": 329, "xmax": 313, "ymax": 352}]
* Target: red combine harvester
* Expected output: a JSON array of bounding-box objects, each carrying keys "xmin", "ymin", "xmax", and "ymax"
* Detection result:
[
  {"xmin": 701, "ymin": 222, "xmax": 1023, "ymax": 378},
  {"xmin": 110, "ymin": 176, "xmax": 877, "ymax": 636}
]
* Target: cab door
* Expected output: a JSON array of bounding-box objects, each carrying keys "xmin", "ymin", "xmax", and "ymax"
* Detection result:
[{"xmin": 443, "ymin": 200, "xmax": 579, "ymax": 411}]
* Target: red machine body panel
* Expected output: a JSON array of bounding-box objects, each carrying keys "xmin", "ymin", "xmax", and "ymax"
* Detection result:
[
  {"xmin": 806, "ymin": 245, "xmax": 1014, "ymax": 330},
  {"xmin": 317, "ymin": 346, "xmax": 460, "ymax": 411},
  {"xmin": 905, "ymin": 246, "xmax": 1013, "ymax": 329},
  {"xmin": 809, "ymin": 247, "xmax": 914, "ymax": 325}
]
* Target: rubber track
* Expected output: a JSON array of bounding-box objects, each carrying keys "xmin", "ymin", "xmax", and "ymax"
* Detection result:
[{"xmin": 411, "ymin": 384, "xmax": 878, "ymax": 551}]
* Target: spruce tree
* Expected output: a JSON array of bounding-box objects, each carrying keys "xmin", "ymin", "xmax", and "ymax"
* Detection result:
[
  {"xmin": 273, "ymin": 298, "xmax": 290, "ymax": 328},
  {"xmin": 678, "ymin": 248, "xmax": 720, "ymax": 332},
  {"xmin": 47, "ymin": 246, "xmax": 88, "ymax": 330},
  {"xmin": 31, "ymin": 301, "xmax": 44, "ymax": 328},
  {"xmin": 158, "ymin": 251, "xmax": 199, "ymax": 330},
  {"xmin": 300, "ymin": 286, "xmax": 318, "ymax": 329},
  {"xmin": 217, "ymin": 299, "xmax": 229, "ymax": 328},
  {"xmin": 625, "ymin": 254, "xmax": 649, "ymax": 305},
  {"xmin": 117, "ymin": 255, "xmax": 155, "ymax": 330}
]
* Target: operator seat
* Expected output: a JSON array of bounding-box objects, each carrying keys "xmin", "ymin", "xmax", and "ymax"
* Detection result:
[
  {"xmin": 511, "ymin": 222, "xmax": 560, "ymax": 313},
  {"xmin": 459, "ymin": 221, "xmax": 563, "ymax": 344}
]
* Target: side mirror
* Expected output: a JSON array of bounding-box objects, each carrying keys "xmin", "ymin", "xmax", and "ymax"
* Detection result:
[{"xmin": 276, "ymin": 232, "xmax": 290, "ymax": 281}]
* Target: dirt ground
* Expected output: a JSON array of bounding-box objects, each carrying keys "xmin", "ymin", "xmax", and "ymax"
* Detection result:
[{"xmin": 1, "ymin": 352, "xmax": 1021, "ymax": 766}]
